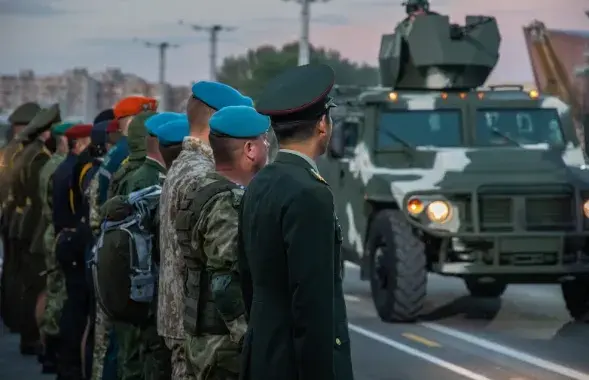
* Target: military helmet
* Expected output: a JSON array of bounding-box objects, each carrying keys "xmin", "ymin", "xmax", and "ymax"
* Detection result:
[{"xmin": 402, "ymin": 0, "xmax": 430, "ymax": 13}]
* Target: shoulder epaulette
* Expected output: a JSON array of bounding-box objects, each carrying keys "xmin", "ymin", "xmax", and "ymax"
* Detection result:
[{"xmin": 309, "ymin": 168, "xmax": 327, "ymax": 185}]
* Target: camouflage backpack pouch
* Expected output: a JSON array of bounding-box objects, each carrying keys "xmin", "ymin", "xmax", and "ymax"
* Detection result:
[{"xmin": 91, "ymin": 185, "xmax": 161, "ymax": 324}]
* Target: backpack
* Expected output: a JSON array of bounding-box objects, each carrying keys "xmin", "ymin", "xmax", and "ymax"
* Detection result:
[{"xmin": 91, "ymin": 185, "xmax": 161, "ymax": 323}]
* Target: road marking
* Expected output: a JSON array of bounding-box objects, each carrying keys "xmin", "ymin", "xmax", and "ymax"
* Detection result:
[
  {"xmin": 348, "ymin": 323, "xmax": 492, "ymax": 380},
  {"xmin": 344, "ymin": 294, "xmax": 361, "ymax": 302},
  {"xmin": 423, "ymin": 323, "xmax": 589, "ymax": 380},
  {"xmin": 402, "ymin": 332, "xmax": 441, "ymax": 348},
  {"xmin": 344, "ymin": 261, "xmax": 360, "ymax": 269}
]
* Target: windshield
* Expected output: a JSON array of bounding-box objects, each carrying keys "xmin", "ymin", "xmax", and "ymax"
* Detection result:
[
  {"xmin": 377, "ymin": 110, "xmax": 462, "ymax": 149},
  {"xmin": 475, "ymin": 108, "xmax": 565, "ymax": 146}
]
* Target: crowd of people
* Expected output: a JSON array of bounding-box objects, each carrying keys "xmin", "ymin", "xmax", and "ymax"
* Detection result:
[{"xmin": 0, "ymin": 63, "xmax": 353, "ymax": 380}]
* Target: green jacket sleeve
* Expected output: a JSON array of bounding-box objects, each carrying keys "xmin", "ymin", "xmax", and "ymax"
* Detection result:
[{"xmin": 283, "ymin": 185, "xmax": 335, "ymax": 379}]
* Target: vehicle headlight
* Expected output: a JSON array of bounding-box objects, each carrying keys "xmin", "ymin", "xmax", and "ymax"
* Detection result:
[
  {"xmin": 426, "ymin": 201, "xmax": 451, "ymax": 223},
  {"xmin": 583, "ymin": 200, "xmax": 589, "ymax": 218},
  {"xmin": 406, "ymin": 198, "xmax": 424, "ymax": 215}
]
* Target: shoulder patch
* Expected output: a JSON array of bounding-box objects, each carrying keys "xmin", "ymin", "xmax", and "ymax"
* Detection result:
[{"xmin": 309, "ymin": 168, "xmax": 327, "ymax": 185}]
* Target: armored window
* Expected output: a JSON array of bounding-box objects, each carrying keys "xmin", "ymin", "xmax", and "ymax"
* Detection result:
[
  {"xmin": 377, "ymin": 109, "xmax": 462, "ymax": 149},
  {"xmin": 475, "ymin": 108, "xmax": 565, "ymax": 146}
]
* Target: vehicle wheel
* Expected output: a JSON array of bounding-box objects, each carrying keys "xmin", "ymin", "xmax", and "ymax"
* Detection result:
[
  {"xmin": 561, "ymin": 278, "xmax": 589, "ymax": 321},
  {"xmin": 464, "ymin": 278, "xmax": 507, "ymax": 298},
  {"xmin": 367, "ymin": 209, "xmax": 426, "ymax": 323}
]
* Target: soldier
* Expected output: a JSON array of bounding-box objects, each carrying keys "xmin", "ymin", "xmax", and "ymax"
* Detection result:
[
  {"xmin": 0, "ymin": 101, "xmax": 41, "ymax": 333},
  {"xmin": 17, "ymin": 104, "xmax": 61, "ymax": 356},
  {"xmin": 159, "ymin": 81, "xmax": 252, "ymax": 379},
  {"xmin": 238, "ymin": 64, "xmax": 354, "ymax": 380},
  {"xmin": 90, "ymin": 118, "xmax": 124, "ymax": 380},
  {"xmin": 108, "ymin": 110, "xmax": 156, "ymax": 197},
  {"xmin": 97, "ymin": 96, "xmax": 158, "ymax": 205},
  {"xmin": 52, "ymin": 123, "xmax": 93, "ymax": 380},
  {"xmin": 38, "ymin": 121, "xmax": 74, "ymax": 374},
  {"xmin": 101, "ymin": 110, "xmax": 159, "ymax": 380},
  {"xmin": 175, "ymin": 105, "xmax": 269, "ymax": 380}
]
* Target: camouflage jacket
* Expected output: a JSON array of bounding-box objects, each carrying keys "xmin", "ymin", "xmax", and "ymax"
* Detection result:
[
  {"xmin": 176, "ymin": 173, "xmax": 247, "ymax": 371},
  {"xmin": 126, "ymin": 157, "xmax": 166, "ymax": 194},
  {"xmin": 39, "ymin": 153, "xmax": 66, "ymax": 224},
  {"xmin": 158, "ymin": 136, "xmax": 214, "ymax": 339},
  {"xmin": 88, "ymin": 174, "xmax": 102, "ymax": 235}
]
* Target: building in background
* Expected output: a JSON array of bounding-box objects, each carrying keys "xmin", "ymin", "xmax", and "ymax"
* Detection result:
[{"xmin": 0, "ymin": 68, "xmax": 191, "ymax": 121}]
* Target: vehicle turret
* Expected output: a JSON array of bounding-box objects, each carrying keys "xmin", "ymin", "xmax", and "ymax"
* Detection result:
[{"xmin": 379, "ymin": 13, "xmax": 501, "ymax": 90}]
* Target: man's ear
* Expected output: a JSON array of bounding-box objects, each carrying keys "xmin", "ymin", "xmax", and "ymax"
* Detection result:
[{"xmin": 317, "ymin": 115, "xmax": 329, "ymax": 137}]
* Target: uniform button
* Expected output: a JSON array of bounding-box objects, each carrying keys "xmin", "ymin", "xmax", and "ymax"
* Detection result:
[{"xmin": 335, "ymin": 338, "xmax": 341, "ymax": 345}]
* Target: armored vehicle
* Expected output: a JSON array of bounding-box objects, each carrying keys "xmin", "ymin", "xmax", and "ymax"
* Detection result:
[{"xmin": 318, "ymin": 12, "xmax": 589, "ymax": 323}]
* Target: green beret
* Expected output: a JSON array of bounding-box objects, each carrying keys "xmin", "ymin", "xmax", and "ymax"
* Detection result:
[
  {"xmin": 52, "ymin": 122, "xmax": 77, "ymax": 136},
  {"xmin": 8, "ymin": 102, "xmax": 41, "ymax": 125}
]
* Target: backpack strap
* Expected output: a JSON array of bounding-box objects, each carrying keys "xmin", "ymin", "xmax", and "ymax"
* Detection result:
[{"xmin": 176, "ymin": 175, "xmax": 239, "ymax": 248}]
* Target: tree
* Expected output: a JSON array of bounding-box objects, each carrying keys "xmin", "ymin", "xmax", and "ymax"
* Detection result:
[{"xmin": 217, "ymin": 42, "xmax": 379, "ymax": 100}]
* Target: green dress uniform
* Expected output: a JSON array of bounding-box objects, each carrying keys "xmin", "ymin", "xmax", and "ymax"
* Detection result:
[
  {"xmin": 16, "ymin": 104, "xmax": 61, "ymax": 354},
  {"xmin": 0, "ymin": 102, "xmax": 41, "ymax": 332},
  {"xmin": 238, "ymin": 64, "xmax": 354, "ymax": 380},
  {"xmin": 174, "ymin": 106, "xmax": 267, "ymax": 380}
]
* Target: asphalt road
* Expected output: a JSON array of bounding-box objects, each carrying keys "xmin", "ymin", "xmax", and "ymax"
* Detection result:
[{"xmin": 1, "ymin": 261, "xmax": 589, "ymax": 379}]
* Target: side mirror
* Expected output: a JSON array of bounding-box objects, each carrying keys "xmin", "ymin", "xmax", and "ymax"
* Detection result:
[{"xmin": 329, "ymin": 122, "xmax": 345, "ymax": 159}]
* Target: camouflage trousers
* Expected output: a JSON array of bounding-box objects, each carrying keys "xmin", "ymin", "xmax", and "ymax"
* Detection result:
[
  {"xmin": 91, "ymin": 304, "xmax": 114, "ymax": 380},
  {"xmin": 164, "ymin": 337, "xmax": 192, "ymax": 380},
  {"xmin": 114, "ymin": 319, "xmax": 171, "ymax": 380},
  {"xmin": 40, "ymin": 226, "xmax": 66, "ymax": 337},
  {"xmin": 185, "ymin": 335, "xmax": 240, "ymax": 380}
]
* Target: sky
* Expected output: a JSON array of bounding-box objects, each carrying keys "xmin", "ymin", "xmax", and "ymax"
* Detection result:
[{"xmin": 0, "ymin": 0, "xmax": 587, "ymax": 86}]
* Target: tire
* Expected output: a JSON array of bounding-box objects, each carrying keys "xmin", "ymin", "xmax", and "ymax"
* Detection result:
[
  {"xmin": 561, "ymin": 279, "xmax": 589, "ymax": 321},
  {"xmin": 464, "ymin": 278, "xmax": 507, "ymax": 298},
  {"xmin": 367, "ymin": 209, "xmax": 426, "ymax": 323}
]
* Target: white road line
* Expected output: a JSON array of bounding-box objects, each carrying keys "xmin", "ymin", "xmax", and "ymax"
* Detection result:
[
  {"xmin": 422, "ymin": 322, "xmax": 589, "ymax": 380},
  {"xmin": 344, "ymin": 294, "xmax": 361, "ymax": 302},
  {"xmin": 344, "ymin": 261, "xmax": 360, "ymax": 269},
  {"xmin": 348, "ymin": 323, "xmax": 493, "ymax": 380}
]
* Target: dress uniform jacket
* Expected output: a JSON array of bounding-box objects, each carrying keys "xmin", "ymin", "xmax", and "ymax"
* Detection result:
[{"xmin": 238, "ymin": 151, "xmax": 353, "ymax": 380}]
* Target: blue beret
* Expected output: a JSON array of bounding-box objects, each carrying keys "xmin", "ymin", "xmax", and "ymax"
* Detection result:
[
  {"xmin": 191, "ymin": 81, "xmax": 253, "ymax": 110},
  {"xmin": 145, "ymin": 112, "xmax": 184, "ymax": 136},
  {"xmin": 209, "ymin": 106, "xmax": 270, "ymax": 138},
  {"xmin": 158, "ymin": 117, "xmax": 190, "ymax": 147}
]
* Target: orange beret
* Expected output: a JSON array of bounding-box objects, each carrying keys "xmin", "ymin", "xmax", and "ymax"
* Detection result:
[
  {"xmin": 113, "ymin": 96, "xmax": 158, "ymax": 119},
  {"xmin": 65, "ymin": 124, "xmax": 93, "ymax": 139}
]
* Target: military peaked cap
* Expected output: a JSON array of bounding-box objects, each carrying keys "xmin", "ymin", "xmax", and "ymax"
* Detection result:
[
  {"xmin": 157, "ymin": 117, "xmax": 189, "ymax": 147},
  {"xmin": 28, "ymin": 103, "xmax": 61, "ymax": 132},
  {"xmin": 8, "ymin": 102, "xmax": 41, "ymax": 125},
  {"xmin": 209, "ymin": 106, "xmax": 270, "ymax": 138},
  {"xmin": 114, "ymin": 96, "xmax": 158, "ymax": 119},
  {"xmin": 256, "ymin": 64, "xmax": 336, "ymax": 129},
  {"xmin": 94, "ymin": 108, "xmax": 115, "ymax": 125},
  {"xmin": 191, "ymin": 81, "xmax": 253, "ymax": 110},
  {"xmin": 145, "ymin": 112, "xmax": 183, "ymax": 136},
  {"xmin": 65, "ymin": 124, "xmax": 93, "ymax": 139}
]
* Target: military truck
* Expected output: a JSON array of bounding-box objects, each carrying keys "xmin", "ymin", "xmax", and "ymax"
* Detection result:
[{"xmin": 318, "ymin": 12, "xmax": 589, "ymax": 323}]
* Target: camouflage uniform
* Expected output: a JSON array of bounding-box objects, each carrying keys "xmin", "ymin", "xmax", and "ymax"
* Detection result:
[
  {"xmin": 159, "ymin": 137, "xmax": 215, "ymax": 379},
  {"xmin": 38, "ymin": 152, "xmax": 67, "ymax": 338},
  {"xmin": 175, "ymin": 172, "xmax": 247, "ymax": 380},
  {"xmin": 106, "ymin": 111, "xmax": 161, "ymax": 380}
]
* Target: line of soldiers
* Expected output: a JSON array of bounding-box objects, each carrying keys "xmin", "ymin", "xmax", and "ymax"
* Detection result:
[{"xmin": 0, "ymin": 62, "xmax": 354, "ymax": 380}]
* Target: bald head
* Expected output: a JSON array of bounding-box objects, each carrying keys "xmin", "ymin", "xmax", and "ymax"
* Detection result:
[{"xmin": 186, "ymin": 96, "xmax": 215, "ymax": 135}]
